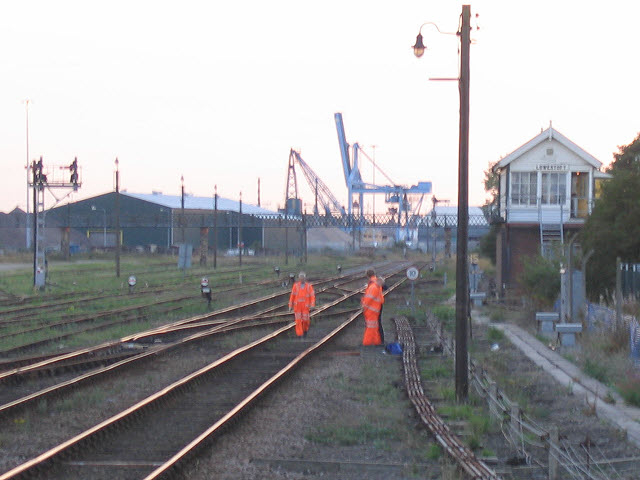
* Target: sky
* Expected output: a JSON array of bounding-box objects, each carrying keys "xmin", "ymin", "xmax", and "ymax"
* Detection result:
[{"xmin": 1, "ymin": 0, "xmax": 639, "ymax": 215}]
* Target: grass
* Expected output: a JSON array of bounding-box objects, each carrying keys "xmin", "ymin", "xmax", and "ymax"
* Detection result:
[
  {"xmin": 306, "ymin": 422, "xmax": 399, "ymax": 446},
  {"xmin": 420, "ymin": 358, "xmax": 453, "ymax": 380},
  {"xmin": 432, "ymin": 305, "xmax": 455, "ymax": 331},
  {"xmin": 426, "ymin": 443, "xmax": 442, "ymax": 460},
  {"xmin": 584, "ymin": 358, "xmax": 610, "ymax": 384},
  {"xmin": 617, "ymin": 372, "xmax": 640, "ymax": 407},
  {"xmin": 486, "ymin": 327, "xmax": 504, "ymax": 342},
  {"xmin": 56, "ymin": 388, "xmax": 106, "ymax": 412}
]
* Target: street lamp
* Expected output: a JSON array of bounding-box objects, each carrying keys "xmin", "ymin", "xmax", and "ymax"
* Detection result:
[
  {"xmin": 413, "ymin": 5, "xmax": 472, "ymax": 402},
  {"xmin": 91, "ymin": 205, "xmax": 107, "ymax": 247}
]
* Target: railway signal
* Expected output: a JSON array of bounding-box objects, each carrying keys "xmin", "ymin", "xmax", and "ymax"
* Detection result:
[
  {"xmin": 201, "ymin": 277, "xmax": 212, "ymax": 308},
  {"xmin": 128, "ymin": 275, "xmax": 137, "ymax": 294},
  {"xmin": 69, "ymin": 157, "xmax": 79, "ymax": 190}
]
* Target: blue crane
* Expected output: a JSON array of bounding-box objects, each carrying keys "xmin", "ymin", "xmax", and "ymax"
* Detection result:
[{"xmin": 334, "ymin": 112, "xmax": 432, "ymax": 240}]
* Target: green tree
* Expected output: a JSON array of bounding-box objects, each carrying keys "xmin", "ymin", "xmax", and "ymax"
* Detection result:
[
  {"xmin": 479, "ymin": 161, "xmax": 500, "ymax": 265},
  {"xmin": 582, "ymin": 133, "xmax": 640, "ymax": 299},
  {"xmin": 481, "ymin": 160, "xmax": 499, "ymax": 221}
]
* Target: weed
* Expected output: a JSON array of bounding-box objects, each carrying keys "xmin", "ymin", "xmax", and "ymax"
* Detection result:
[
  {"xmin": 439, "ymin": 386, "xmax": 456, "ymax": 402},
  {"xmin": 488, "ymin": 307, "xmax": 505, "ymax": 322},
  {"xmin": 481, "ymin": 447, "xmax": 495, "ymax": 457},
  {"xmin": 617, "ymin": 372, "xmax": 640, "ymax": 407},
  {"xmin": 486, "ymin": 327, "xmax": 504, "ymax": 342},
  {"xmin": 420, "ymin": 358, "xmax": 453, "ymax": 380},
  {"xmin": 438, "ymin": 404, "xmax": 473, "ymax": 420},
  {"xmin": 432, "ymin": 305, "xmax": 455, "ymax": 322},
  {"xmin": 426, "ymin": 442, "xmax": 442, "ymax": 460},
  {"xmin": 469, "ymin": 414, "xmax": 490, "ymax": 436},
  {"xmin": 584, "ymin": 358, "xmax": 610, "ymax": 384},
  {"xmin": 467, "ymin": 434, "xmax": 482, "ymax": 450}
]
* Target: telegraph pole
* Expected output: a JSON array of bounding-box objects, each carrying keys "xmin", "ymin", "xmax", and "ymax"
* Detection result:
[
  {"xmin": 25, "ymin": 99, "xmax": 31, "ymax": 249},
  {"xmin": 213, "ymin": 186, "xmax": 218, "ymax": 269},
  {"xmin": 115, "ymin": 158, "xmax": 121, "ymax": 277},
  {"xmin": 238, "ymin": 192, "xmax": 243, "ymax": 267},
  {"xmin": 455, "ymin": 4, "xmax": 471, "ymax": 402}
]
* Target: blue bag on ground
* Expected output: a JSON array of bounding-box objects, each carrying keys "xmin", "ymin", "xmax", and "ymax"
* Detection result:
[{"xmin": 385, "ymin": 342, "xmax": 403, "ymax": 355}]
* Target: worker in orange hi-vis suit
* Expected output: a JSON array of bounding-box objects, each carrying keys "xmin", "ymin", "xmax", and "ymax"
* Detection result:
[
  {"xmin": 289, "ymin": 272, "xmax": 316, "ymax": 337},
  {"xmin": 361, "ymin": 269, "xmax": 384, "ymax": 346}
]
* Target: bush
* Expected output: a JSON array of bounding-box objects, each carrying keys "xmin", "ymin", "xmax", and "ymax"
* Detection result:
[{"xmin": 520, "ymin": 255, "xmax": 561, "ymax": 307}]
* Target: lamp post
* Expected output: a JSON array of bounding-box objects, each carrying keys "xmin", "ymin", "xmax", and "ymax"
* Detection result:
[
  {"xmin": 91, "ymin": 205, "xmax": 107, "ymax": 247},
  {"xmin": 413, "ymin": 4, "xmax": 471, "ymax": 402}
]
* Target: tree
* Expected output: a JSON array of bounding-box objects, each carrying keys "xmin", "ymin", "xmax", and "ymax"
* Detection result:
[
  {"xmin": 478, "ymin": 160, "xmax": 500, "ymax": 265},
  {"xmin": 481, "ymin": 160, "xmax": 499, "ymax": 221},
  {"xmin": 582, "ymin": 133, "xmax": 640, "ymax": 299},
  {"xmin": 609, "ymin": 133, "xmax": 640, "ymax": 172}
]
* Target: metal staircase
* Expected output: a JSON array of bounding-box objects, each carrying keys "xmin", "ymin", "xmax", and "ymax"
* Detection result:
[{"xmin": 539, "ymin": 201, "xmax": 564, "ymax": 257}]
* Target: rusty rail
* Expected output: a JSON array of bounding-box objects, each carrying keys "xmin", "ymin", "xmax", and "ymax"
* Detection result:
[{"xmin": 394, "ymin": 316, "xmax": 501, "ymax": 480}]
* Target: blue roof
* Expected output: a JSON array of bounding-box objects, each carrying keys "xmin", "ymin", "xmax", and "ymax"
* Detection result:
[{"xmin": 123, "ymin": 192, "xmax": 281, "ymax": 216}]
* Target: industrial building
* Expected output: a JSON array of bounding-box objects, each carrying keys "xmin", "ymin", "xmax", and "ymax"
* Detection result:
[{"xmin": 43, "ymin": 191, "xmax": 285, "ymax": 255}]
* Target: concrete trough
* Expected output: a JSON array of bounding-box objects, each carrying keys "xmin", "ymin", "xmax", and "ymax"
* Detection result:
[
  {"xmin": 536, "ymin": 312, "xmax": 559, "ymax": 334},
  {"xmin": 555, "ymin": 323, "xmax": 583, "ymax": 347}
]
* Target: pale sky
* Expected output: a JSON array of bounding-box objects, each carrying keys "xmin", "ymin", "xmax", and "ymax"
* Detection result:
[{"xmin": 2, "ymin": 0, "xmax": 639, "ymax": 215}]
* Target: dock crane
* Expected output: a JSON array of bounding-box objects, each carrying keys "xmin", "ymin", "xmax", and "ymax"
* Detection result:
[
  {"xmin": 334, "ymin": 112, "xmax": 432, "ymax": 240},
  {"xmin": 283, "ymin": 149, "xmax": 346, "ymax": 216}
]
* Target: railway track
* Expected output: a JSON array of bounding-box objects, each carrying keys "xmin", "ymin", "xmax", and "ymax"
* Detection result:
[
  {"xmin": 0, "ymin": 261, "xmax": 413, "ymax": 479},
  {"xmin": 0, "ymin": 265, "xmax": 396, "ymax": 419}
]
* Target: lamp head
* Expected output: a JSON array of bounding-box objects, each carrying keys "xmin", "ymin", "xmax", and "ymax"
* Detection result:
[{"xmin": 412, "ymin": 32, "xmax": 425, "ymax": 58}]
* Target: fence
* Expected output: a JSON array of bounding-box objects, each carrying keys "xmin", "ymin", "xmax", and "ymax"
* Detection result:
[{"xmin": 427, "ymin": 312, "xmax": 631, "ymax": 479}]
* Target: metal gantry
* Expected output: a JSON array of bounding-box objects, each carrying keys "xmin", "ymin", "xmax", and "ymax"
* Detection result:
[{"xmin": 28, "ymin": 156, "xmax": 81, "ymax": 288}]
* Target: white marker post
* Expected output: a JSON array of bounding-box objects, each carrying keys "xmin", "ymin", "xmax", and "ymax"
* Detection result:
[{"xmin": 406, "ymin": 267, "xmax": 419, "ymax": 310}]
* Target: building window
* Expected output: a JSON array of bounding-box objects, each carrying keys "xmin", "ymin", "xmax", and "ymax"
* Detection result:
[
  {"xmin": 511, "ymin": 172, "xmax": 537, "ymax": 205},
  {"xmin": 541, "ymin": 172, "xmax": 566, "ymax": 205}
]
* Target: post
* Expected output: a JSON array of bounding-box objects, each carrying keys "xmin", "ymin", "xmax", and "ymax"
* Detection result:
[
  {"xmin": 548, "ymin": 425, "xmax": 559, "ymax": 480},
  {"xmin": 581, "ymin": 250, "xmax": 594, "ymax": 325},
  {"xmin": 567, "ymin": 233, "xmax": 577, "ymax": 321},
  {"xmin": 181, "ymin": 176, "xmax": 185, "ymax": 244},
  {"xmin": 303, "ymin": 209, "xmax": 308, "ymax": 264},
  {"xmin": 238, "ymin": 192, "xmax": 243, "ymax": 267},
  {"xmin": 285, "ymin": 204, "xmax": 289, "ymax": 265},
  {"xmin": 115, "ymin": 158, "xmax": 121, "ymax": 277},
  {"xmin": 102, "ymin": 209, "xmax": 107, "ymax": 247},
  {"xmin": 616, "ymin": 256, "xmax": 622, "ymax": 328},
  {"xmin": 32, "ymin": 162, "xmax": 38, "ymax": 285},
  {"xmin": 25, "ymin": 99, "xmax": 31, "ymax": 250},
  {"xmin": 213, "ymin": 187, "xmax": 218, "ymax": 269},
  {"xmin": 510, "ymin": 403, "xmax": 520, "ymax": 438},
  {"xmin": 455, "ymin": 4, "xmax": 471, "ymax": 402}
]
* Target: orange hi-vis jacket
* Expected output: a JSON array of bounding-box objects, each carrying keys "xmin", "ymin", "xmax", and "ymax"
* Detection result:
[
  {"xmin": 361, "ymin": 278, "xmax": 384, "ymax": 345},
  {"xmin": 289, "ymin": 281, "xmax": 315, "ymax": 337},
  {"xmin": 289, "ymin": 281, "xmax": 315, "ymax": 311},
  {"xmin": 362, "ymin": 279, "xmax": 384, "ymax": 328}
]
